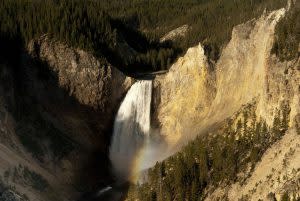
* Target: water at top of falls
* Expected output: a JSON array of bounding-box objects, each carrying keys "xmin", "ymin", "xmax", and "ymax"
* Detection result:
[{"xmin": 109, "ymin": 80, "xmax": 153, "ymax": 181}]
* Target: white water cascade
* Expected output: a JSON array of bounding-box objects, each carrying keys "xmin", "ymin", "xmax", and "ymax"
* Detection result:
[{"xmin": 109, "ymin": 80, "xmax": 153, "ymax": 181}]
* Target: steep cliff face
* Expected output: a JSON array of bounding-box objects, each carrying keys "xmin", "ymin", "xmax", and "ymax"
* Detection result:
[
  {"xmin": 24, "ymin": 36, "xmax": 134, "ymax": 148},
  {"xmin": 257, "ymin": 56, "xmax": 299, "ymax": 126},
  {"xmin": 211, "ymin": 9, "xmax": 285, "ymax": 121},
  {"xmin": 27, "ymin": 35, "xmax": 132, "ymax": 111},
  {"xmin": 0, "ymin": 63, "xmax": 74, "ymax": 201},
  {"xmin": 153, "ymin": 44, "xmax": 216, "ymax": 146},
  {"xmin": 153, "ymin": 8, "xmax": 299, "ymax": 148},
  {"xmin": 0, "ymin": 36, "xmax": 133, "ymax": 201},
  {"xmin": 152, "ymin": 6, "xmax": 300, "ymax": 200}
]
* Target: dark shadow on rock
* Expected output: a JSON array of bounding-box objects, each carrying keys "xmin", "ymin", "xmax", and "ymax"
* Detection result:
[
  {"xmin": 78, "ymin": 182, "xmax": 130, "ymax": 201},
  {"xmin": 78, "ymin": 115, "xmax": 148, "ymax": 201},
  {"xmin": 0, "ymin": 32, "xmax": 127, "ymax": 199},
  {"xmin": 20, "ymin": 50, "xmax": 118, "ymax": 192}
]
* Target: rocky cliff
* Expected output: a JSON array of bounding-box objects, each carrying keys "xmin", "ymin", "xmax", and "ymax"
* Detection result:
[
  {"xmin": 153, "ymin": 6, "xmax": 299, "ymax": 200},
  {"xmin": 153, "ymin": 43, "xmax": 216, "ymax": 146},
  {"xmin": 0, "ymin": 36, "xmax": 133, "ymax": 201},
  {"xmin": 27, "ymin": 35, "xmax": 132, "ymax": 111},
  {"xmin": 0, "ymin": 3, "xmax": 299, "ymax": 201},
  {"xmin": 153, "ymin": 7, "xmax": 299, "ymax": 150}
]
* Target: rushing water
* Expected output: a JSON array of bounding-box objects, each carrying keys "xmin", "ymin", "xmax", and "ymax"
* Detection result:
[{"xmin": 109, "ymin": 80, "xmax": 152, "ymax": 181}]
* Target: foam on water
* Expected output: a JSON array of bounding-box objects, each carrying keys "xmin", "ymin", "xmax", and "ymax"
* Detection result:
[{"xmin": 109, "ymin": 80, "xmax": 153, "ymax": 181}]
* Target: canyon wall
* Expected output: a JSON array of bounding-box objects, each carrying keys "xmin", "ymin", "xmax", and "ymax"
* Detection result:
[
  {"xmin": 25, "ymin": 35, "xmax": 133, "ymax": 148},
  {"xmin": 0, "ymin": 36, "xmax": 133, "ymax": 201},
  {"xmin": 27, "ymin": 35, "xmax": 132, "ymax": 111},
  {"xmin": 152, "ymin": 7, "xmax": 299, "ymax": 200},
  {"xmin": 153, "ymin": 8, "xmax": 299, "ymax": 153},
  {"xmin": 153, "ymin": 43, "xmax": 216, "ymax": 146}
]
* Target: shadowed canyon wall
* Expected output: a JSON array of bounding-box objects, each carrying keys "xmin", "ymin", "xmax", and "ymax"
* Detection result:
[{"xmin": 0, "ymin": 36, "xmax": 133, "ymax": 201}]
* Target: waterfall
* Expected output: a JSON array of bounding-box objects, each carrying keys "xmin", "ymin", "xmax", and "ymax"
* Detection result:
[{"xmin": 109, "ymin": 80, "xmax": 152, "ymax": 181}]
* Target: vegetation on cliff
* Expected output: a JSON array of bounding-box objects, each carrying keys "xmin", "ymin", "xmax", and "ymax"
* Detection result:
[
  {"xmin": 98, "ymin": 0, "xmax": 286, "ymax": 60},
  {"xmin": 0, "ymin": 0, "xmax": 178, "ymax": 72},
  {"xmin": 273, "ymin": 0, "xmax": 300, "ymax": 60},
  {"xmin": 0, "ymin": 0, "xmax": 288, "ymax": 73},
  {"xmin": 126, "ymin": 102, "xmax": 291, "ymax": 201}
]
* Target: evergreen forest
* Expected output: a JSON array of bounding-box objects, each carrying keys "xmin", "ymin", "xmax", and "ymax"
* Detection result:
[
  {"xmin": 1, "ymin": 0, "xmax": 298, "ymax": 73},
  {"xmin": 126, "ymin": 103, "xmax": 293, "ymax": 201}
]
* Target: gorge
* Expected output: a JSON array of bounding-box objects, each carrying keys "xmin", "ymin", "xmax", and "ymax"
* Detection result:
[
  {"xmin": 0, "ymin": 0, "xmax": 299, "ymax": 201},
  {"xmin": 112, "ymin": 5, "xmax": 299, "ymax": 201}
]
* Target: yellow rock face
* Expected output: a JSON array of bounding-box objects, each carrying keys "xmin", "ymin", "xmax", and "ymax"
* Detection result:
[
  {"xmin": 153, "ymin": 8, "xmax": 299, "ymax": 156},
  {"xmin": 154, "ymin": 44, "xmax": 216, "ymax": 148}
]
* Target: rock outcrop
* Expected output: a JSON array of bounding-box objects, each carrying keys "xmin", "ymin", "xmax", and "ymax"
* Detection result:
[
  {"xmin": 0, "ymin": 36, "xmax": 134, "ymax": 201},
  {"xmin": 154, "ymin": 8, "xmax": 299, "ymax": 154},
  {"xmin": 27, "ymin": 35, "xmax": 132, "ymax": 111},
  {"xmin": 160, "ymin": 25, "xmax": 189, "ymax": 42},
  {"xmin": 151, "ymin": 6, "xmax": 300, "ymax": 200},
  {"xmin": 152, "ymin": 7, "xmax": 300, "ymax": 200},
  {"xmin": 24, "ymin": 35, "xmax": 134, "ymax": 148},
  {"xmin": 153, "ymin": 44, "xmax": 216, "ymax": 146}
]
